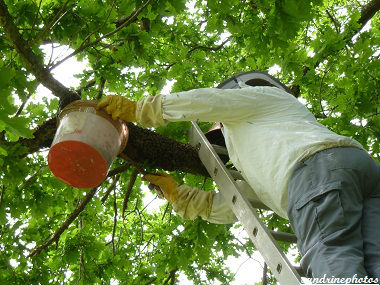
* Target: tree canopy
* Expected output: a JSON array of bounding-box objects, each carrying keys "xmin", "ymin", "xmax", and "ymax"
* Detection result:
[{"xmin": 0, "ymin": 0, "xmax": 379, "ymax": 284}]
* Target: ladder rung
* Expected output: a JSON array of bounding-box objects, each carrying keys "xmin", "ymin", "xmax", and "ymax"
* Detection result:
[
  {"xmin": 211, "ymin": 144, "xmax": 229, "ymax": 155},
  {"xmin": 270, "ymin": 231, "xmax": 297, "ymax": 243},
  {"xmin": 294, "ymin": 266, "xmax": 306, "ymax": 277},
  {"xmin": 229, "ymin": 169, "xmax": 244, "ymax": 180}
]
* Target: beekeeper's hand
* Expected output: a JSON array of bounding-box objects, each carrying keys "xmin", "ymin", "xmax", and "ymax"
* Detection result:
[
  {"xmin": 97, "ymin": 95, "xmax": 137, "ymax": 122},
  {"xmin": 144, "ymin": 173, "xmax": 179, "ymax": 203}
]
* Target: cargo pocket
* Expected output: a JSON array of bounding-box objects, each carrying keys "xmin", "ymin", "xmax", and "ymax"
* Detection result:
[{"xmin": 293, "ymin": 182, "xmax": 345, "ymax": 252}]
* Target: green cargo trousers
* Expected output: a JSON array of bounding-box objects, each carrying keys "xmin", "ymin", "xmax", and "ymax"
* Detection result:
[{"xmin": 287, "ymin": 147, "xmax": 380, "ymax": 279}]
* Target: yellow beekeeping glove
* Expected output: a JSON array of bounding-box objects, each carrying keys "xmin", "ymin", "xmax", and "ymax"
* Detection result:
[
  {"xmin": 97, "ymin": 95, "xmax": 137, "ymax": 122},
  {"xmin": 144, "ymin": 173, "xmax": 179, "ymax": 203}
]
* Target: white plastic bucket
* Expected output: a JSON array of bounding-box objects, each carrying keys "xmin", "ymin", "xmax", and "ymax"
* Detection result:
[{"xmin": 48, "ymin": 100, "xmax": 128, "ymax": 188}]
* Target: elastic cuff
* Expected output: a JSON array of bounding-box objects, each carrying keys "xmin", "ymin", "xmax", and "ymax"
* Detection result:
[{"xmin": 136, "ymin": 94, "xmax": 168, "ymax": 127}]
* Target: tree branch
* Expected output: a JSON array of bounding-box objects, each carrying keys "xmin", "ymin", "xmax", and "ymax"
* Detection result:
[
  {"xmin": 0, "ymin": 0, "xmax": 80, "ymax": 106},
  {"xmin": 96, "ymin": 77, "xmax": 106, "ymax": 100},
  {"xmin": 163, "ymin": 268, "xmax": 178, "ymax": 285},
  {"xmin": 107, "ymin": 163, "xmax": 131, "ymax": 178},
  {"xmin": 27, "ymin": 0, "xmax": 43, "ymax": 42},
  {"xmin": 122, "ymin": 169, "xmax": 139, "ymax": 218},
  {"xmin": 101, "ymin": 175, "xmax": 121, "ymax": 204},
  {"xmin": 112, "ymin": 187, "xmax": 117, "ymax": 256},
  {"xmin": 262, "ymin": 262, "xmax": 268, "ymax": 285},
  {"xmin": 80, "ymin": 0, "xmax": 117, "ymax": 47},
  {"xmin": 326, "ymin": 9, "xmax": 340, "ymax": 33},
  {"xmin": 0, "ymin": 184, "xmax": 5, "ymax": 209},
  {"xmin": 187, "ymin": 37, "xmax": 231, "ymax": 55},
  {"xmin": 28, "ymin": 187, "xmax": 98, "ymax": 257},
  {"xmin": 76, "ymin": 79, "xmax": 96, "ymax": 95},
  {"xmin": 14, "ymin": 93, "xmax": 33, "ymax": 117},
  {"xmin": 29, "ymin": 0, "xmax": 71, "ymax": 47},
  {"xmin": 50, "ymin": 0, "xmax": 153, "ymax": 70},
  {"xmin": 293, "ymin": 0, "xmax": 380, "ymax": 97},
  {"xmin": 358, "ymin": 0, "xmax": 380, "ymax": 28}
]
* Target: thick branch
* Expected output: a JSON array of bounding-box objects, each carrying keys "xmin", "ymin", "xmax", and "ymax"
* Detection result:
[
  {"xmin": 124, "ymin": 122, "xmax": 208, "ymax": 176},
  {"xmin": 0, "ymin": 0, "xmax": 78, "ymax": 103},
  {"xmin": 358, "ymin": 0, "xmax": 380, "ymax": 28}
]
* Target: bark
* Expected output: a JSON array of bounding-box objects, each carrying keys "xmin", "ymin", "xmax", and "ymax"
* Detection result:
[
  {"xmin": 358, "ymin": 0, "xmax": 380, "ymax": 28},
  {"xmin": 124, "ymin": 122, "xmax": 208, "ymax": 176}
]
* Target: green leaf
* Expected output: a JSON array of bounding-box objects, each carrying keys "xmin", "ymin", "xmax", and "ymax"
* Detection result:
[
  {"xmin": 0, "ymin": 145, "xmax": 7, "ymax": 156},
  {"xmin": 0, "ymin": 113, "xmax": 34, "ymax": 140},
  {"xmin": 0, "ymin": 66, "xmax": 15, "ymax": 89}
]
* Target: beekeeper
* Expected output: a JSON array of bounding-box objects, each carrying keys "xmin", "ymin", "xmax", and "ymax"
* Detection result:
[{"xmin": 97, "ymin": 71, "xmax": 380, "ymax": 279}]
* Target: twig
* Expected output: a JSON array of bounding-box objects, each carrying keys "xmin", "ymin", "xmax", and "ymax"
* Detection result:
[
  {"xmin": 107, "ymin": 163, "xmax": 130, "ymax": 178},
  {"xmin": 14, "ymin": 92, "xmax": 33, "ymax": 117},
  {"xmin": 163, "ymin": 268, "xmax": 178, "ymax": 285},
  {"xmin": 144, "ymin": 278, "xmax": 157, "ymax": 285},
  {"xmin": 22, "ymin": 165, "xmax": 46, "ymax": 188},
  {"xmin": 135, "ymin": 207, "xmax": 145, "ymax": 260},
  {"xmin": 262, "ymin": 262, "xmax": 268, "ymax": 285},
  {"xmin": 96, "ymin": 77, "xmax": 106, "ymax": 100},
  {"xmin": 111, "ymin": 187, "xmax": 117, "ymax": 255},
  {"xmin": 140, "ymin": 235, "xmax": 154, "ymax": 253},
  {"xmin": 118, "ymin": 153, "xmax": 148, "ymax": 175},
  {"xmin": 101, "ymin": 175, "xmax": 120, "ymax": 204},
  {"xmin": 234, "ymin": 237, "xmax": 253, "ymax": 259},
  {"xmin": 28, "ymin": 187, "xmax": 98, "ymax": 257},
  {"xmin": 76, "ymin": 79, "xmax": 96, "ymax": 95},
  {"xmin": 50, "ymin": 0, "xmax": 153, "ymax": 70},
  {"xmin": 47, "ymin": 41, "xmax": 55, "ymax": 66},
  {"xmin": 230, "ymin": 257, "xmax": 256, "ymax": 282},
  {"xmin": 77, "ymin": 218, "xmax": 84, "ymax": 285},
  {"xmin": 27, "ymin": 0, "xmax": 43, "ymax": 42},
  {"xmin": 0, "ymin": 184, "xmax": 5, "ymax": 209},
  {"xmin": 161, "ymin": 203, "xmax": 170, "ymax": 221},
  {"xmin": 80, "ymin": 0, "xmax": 117, "ymax": 46},
  {"xmin": 187, "ymin": 37, "xmax": 231, "ymax": 55},
  {"xmin": 29, "ymin": 0, "xmax": 71, "ymax": 47},
  {"xmin": 141, "ymin": 196, "xmax": 159, "ymax": 212},
  {"xmin": 122, "ymin": 169, "xmax": 139, "ymax": 218},
  {"xmin": 326, "ymin": 9, "xmax": 340, "ymax": 33}
]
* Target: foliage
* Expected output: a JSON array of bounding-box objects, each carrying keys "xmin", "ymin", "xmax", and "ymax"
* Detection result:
[{"xmin": 0, "ymin": 0, "xmax": 379, "ymax": 284}]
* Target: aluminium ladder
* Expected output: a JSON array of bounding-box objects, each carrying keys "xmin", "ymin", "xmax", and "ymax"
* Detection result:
[{"xmin": 188, "ymin": 121, "xmax": 303, "ymax": 285}]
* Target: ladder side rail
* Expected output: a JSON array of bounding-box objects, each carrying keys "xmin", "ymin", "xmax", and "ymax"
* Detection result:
[{"xmin": 189, "ymin": 122, "xmax": 302, "ymax": 285}]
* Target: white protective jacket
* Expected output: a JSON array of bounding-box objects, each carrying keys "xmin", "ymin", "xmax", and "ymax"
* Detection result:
[{"xmin": 136, "ymin": 85, "xmax": 363, "ymax": 222}]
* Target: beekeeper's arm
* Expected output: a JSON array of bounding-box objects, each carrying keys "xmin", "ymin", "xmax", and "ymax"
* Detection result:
[
  {"xmin": 97, "ymin": 86, "xmax": 281, "ymax": 127},
  {"xmin": 144, "ymin": 173, "xmax": 237, "ymax": 224}
]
